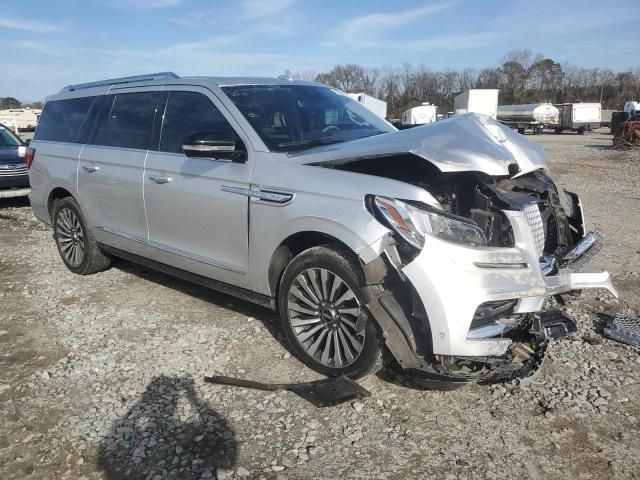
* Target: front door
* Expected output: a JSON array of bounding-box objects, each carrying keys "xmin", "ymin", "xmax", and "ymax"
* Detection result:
[{"xmin": 144, "ymin": 88, "xmax": 252, "ymax": 288}]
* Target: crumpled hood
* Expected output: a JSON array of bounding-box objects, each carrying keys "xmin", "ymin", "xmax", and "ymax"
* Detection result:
[{"xmin": 294, "ymin": 113, "xmax": 548, "ymax": 177}]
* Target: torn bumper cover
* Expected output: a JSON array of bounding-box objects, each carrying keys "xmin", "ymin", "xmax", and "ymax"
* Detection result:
[
  {"xmin": 367, "ymin": 208, "xmax": 617, "ymax": 382},
  {"xmin": 403, "ymin": 209, "xmax": 616, "ymax": 357}
]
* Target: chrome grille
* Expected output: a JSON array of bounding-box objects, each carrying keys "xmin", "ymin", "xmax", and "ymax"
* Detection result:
[
  {"xmin": 523, "ymin": 202, "xmax": 545, "ymax": 257},
  {"xmin": 0, "ymin": 167, "xmax": 28, "ymax": 176}
]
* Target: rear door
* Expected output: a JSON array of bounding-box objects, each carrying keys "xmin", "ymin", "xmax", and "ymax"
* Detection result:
[
  {"xmin": 78, "ymin": 88, "xmax": 162, "ymax": 256},
  {"xmin": 144, "ymin": 87, "xmax": 252, "ymax": 287}
]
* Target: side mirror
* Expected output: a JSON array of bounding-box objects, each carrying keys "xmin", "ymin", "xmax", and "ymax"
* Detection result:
[
  {"xmin": 182, "ymin": 131, "xmax": 246, "ymax": 163},
  {"xmin": 24, "ymin": 138, "xmax": 31, "ymax": 146}
]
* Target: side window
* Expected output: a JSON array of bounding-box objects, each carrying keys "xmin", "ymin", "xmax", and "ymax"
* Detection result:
[
  {"xmin": 90, "ymin": 95, "xmax": 115, "ymax": 146},
  {"xmin": 106, "ymin": 92, "xmax": 160, "ymax": 150},
  {"xmin": 160, "ymin": 91, "xmax": 237, "ymax": 154},
  {"xmin": 34, "ymin": 96, "xmax": 95, "ymax": 143}
]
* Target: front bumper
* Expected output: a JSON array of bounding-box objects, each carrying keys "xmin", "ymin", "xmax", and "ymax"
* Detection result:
[
  {"xmin": 0, "ymin": 173, "xmax": 29, "ymax": 189},
  {"xmin": 402, "ymin": 209, "xmax": 617, "ymax": 358}
]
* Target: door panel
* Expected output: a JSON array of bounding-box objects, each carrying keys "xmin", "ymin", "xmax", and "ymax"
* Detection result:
[
  {"xmin": 79, "ymin": 145, "xmax": 148, "ymax": 255},
  {"xmin": 78, "ymin": 89, "xmax": 161, "ymax": 255},
  {"xmin": 144, "ymin": 88, "xmax": 252, "ymax": 287}
]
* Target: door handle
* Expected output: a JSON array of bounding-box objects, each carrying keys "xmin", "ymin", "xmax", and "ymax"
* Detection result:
[
  {"xmin": 149, "ymin": 174, "xmax": 171, "ymax": 184},
  {"xmin": 81, "ymin": 165, "xmax": 99, "ymax": 173}
]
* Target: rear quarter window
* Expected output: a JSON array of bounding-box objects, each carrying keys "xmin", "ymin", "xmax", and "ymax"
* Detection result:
[{"xmin": 34, "ymin": 97, "xmax": 95, "ymax": 143}]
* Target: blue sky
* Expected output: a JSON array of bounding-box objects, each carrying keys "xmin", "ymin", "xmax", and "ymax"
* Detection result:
[{"xmin": 1, "ymin": 0, "xmax": 638, "ymax": 101}]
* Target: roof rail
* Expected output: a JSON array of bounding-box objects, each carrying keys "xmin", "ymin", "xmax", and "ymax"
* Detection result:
[{"xmin": 65, "ymin": 72, "xmax": 180, "ymax": 92}]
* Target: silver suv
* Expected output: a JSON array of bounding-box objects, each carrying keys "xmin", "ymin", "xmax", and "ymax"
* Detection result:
[{"xmin": 29, "ymin": 72, "xmax": 617, "ymax": 382}]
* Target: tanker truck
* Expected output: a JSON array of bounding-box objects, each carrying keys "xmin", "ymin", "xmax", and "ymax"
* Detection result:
[{"xmin": 497, "ymin": 103, "xmax": 560, "ymax": 134}]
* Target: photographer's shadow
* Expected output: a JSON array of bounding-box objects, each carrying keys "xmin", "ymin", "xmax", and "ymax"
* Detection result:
[{"xmin": 97, "ymin": 375, "xmax": 236, "ymax": 479}]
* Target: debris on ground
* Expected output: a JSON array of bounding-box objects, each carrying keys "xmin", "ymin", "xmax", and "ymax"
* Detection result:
[
  {"xmin": 604, "ymin": 304, "xmax": 640, "ymax": 347},
  {"xmin": 204, "ymin": 375, "xmax": 371, "ymax": 407}
]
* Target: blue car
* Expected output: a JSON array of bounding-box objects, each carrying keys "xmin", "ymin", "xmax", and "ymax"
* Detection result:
[{"xmin": 0, "ymin": 123, "xmax": 29, "ymax": 190}]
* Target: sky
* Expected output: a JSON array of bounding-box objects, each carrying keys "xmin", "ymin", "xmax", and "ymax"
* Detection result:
[{"xmin": 1, "ymin": 0, "xmax": 638, "ymax": 101}]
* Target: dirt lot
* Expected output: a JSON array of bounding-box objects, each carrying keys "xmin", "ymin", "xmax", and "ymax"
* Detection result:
[{"xmin": 1, "ymin": 130, "xmax": 639, "ymax": 480}]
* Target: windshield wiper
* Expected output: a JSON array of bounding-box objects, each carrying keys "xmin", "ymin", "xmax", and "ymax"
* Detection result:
[{"xmin": 277, "ymin": 137, "xmax": 345, "ymax": 149}]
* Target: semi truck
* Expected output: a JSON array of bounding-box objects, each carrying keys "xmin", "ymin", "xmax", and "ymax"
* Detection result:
[
  {"xmin": 497, "ymin": 103, "xmax": 560, "ymax": 134},
  {"xmin": 552, "ymin": 103, "xmax": 601, "ymax": 134},
  {"xmin": 454, "ymin": 89, "xmax": 499, "ymax": 119}
]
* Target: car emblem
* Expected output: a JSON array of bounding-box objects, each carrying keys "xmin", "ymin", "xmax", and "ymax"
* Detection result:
[{"xmin": 7, "ymin": 164, "xmax": 17, "ymax": 169}]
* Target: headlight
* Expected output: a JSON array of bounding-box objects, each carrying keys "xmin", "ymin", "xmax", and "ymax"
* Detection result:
[{"xmin": 372, "ymin": 196, "xmax": 487, "ymax": 249}]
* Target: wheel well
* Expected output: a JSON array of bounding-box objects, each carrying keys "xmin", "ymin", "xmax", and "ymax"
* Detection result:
[
  {"xmin": 267, "ymin": 231, "xmax": 356, "ymax": 296},
  {"xmin": 47, "ymin": 188, "xmax": 73, "ymax": 219}
]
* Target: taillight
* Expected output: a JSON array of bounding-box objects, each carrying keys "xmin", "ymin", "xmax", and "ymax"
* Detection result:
[{"xmin": 25, "ymin": 147, "xmax": 35, "ymax": 169}]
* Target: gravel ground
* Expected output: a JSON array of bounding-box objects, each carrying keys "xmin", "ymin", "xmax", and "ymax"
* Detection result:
[{"xmin": 1, "ymin": 130, "xmax": 639, "ymax": 480}]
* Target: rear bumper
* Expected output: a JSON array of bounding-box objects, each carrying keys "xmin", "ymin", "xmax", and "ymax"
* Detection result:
[
  {"xmin": 28, "ymin": 191, "xmax": 50, "ymax": 225},
  {"xmin": 402, "ymin": 209, "xmax": 616, "ymax": 358}
]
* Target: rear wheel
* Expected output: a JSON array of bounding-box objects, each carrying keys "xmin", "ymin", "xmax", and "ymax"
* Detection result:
[
  {"xmin": 53, "ymin": 197, "xmax": 111, "ymax": 275},
  {"xmin": 278, "ymin": 245, "xmax": 383, "ymax": 379}
]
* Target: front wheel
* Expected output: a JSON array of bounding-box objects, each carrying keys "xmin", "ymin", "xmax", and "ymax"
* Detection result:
[{"xmin": 278, "ymin": 245, "xmax": 383, "ymax": 379}]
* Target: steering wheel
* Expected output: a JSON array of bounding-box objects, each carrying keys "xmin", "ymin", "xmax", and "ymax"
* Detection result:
[{"xmin": 322, "ymin": 125, "xmax": 340, "ymax": 135}]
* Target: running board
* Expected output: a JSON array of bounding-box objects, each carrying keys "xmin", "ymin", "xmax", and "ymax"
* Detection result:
[{"xmin": 98, "ymin": 244, "xmax": 276, "ymax": 310}]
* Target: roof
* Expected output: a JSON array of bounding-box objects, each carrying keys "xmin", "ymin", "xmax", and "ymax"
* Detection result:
[{"xmin": 56, "ymin": 72, "xmax": 326, "ymax": 96}]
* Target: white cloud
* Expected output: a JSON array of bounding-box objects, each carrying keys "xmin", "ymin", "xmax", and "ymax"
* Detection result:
[
  {"xmin": 105, "ymin": 0, "xmax": 182, "ymax": 10},
  {"xmin": 328, "ymin": 3, "xmax": 458, "ymax": 47},
  {"xmin": 12, "ymin": 40, "xmax": 66, "ymax": 57},
  {"xmin": 243, "ymin": 0, "xmax": 296, "ymax": 18},
  {"xmin": 0, "ymin": 16, "xmax": 62, "ymax": 33},
  {"xmin": 407, "ymin": 32, "xmax": 503, "ymax": 51}
]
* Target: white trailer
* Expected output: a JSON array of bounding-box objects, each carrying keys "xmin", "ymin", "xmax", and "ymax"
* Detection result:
[
  {"xmin": 497, "ymin": 103, "xmax": 560, "ymax": 134},
  {"xmin": 401, "ymin": 103, "xmax": 437, "ymax": 127},
  {"xmin": 346, "ymin": 93, "xmax": 387, "ymax": 119},
  {"xmin": 454, "ymin": 89, "xmax": 499, "ymax": 119},
  {"xmin": 0, "ymin": 108, "xmax": 41, "ymax": 133},
  {"xmin": 623, "ymin": 101, "xmax": 640, "ymax": 114},
  {"xmin": 552, "ymin": 103, "xmax": 601, "ymax": 134}
]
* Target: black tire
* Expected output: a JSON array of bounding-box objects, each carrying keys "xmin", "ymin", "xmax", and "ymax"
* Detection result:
[
  {"xmin": 517, "ymin": 127, "xmax": 526, "ymax": 134},
  {"xmin": 554, "ymin": 128, "xmax": 562, "ymax": 134},
  {"xmin": 278, "ymin": 244, "xmax": 383, "ymax": 379},
  {"xmin": 52, "ymin": 197, "xmax": 111, "ymax": 275}
]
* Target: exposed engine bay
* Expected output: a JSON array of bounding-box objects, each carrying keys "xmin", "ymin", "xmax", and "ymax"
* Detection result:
[{"xmin": 329, "ymin": 152, "xmax": 578, "ymax": 257}]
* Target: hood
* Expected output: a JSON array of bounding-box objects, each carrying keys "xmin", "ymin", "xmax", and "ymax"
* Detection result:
[{"xmin": 293, "ymin": 113, "xmax": 547, "ymax": 177}]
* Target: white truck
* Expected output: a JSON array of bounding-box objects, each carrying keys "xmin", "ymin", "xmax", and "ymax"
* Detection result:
[
  {"xmin": 346, "ymin": 93, "xmax": 387, "ymax": 119},
  {"xmin": 401, "ymin": 103, "xmax": 437, "ymax": 127},
  {"xmin": 454, "ymin": 89, "xmax": 499, "ymax": 119},
  {"xmin": 623, "ymin": 101, "xmax": 640, "ymax": 114},
  {"xmin": 552, "ymin": 103, "xmax": 601, "ymax": 134}
]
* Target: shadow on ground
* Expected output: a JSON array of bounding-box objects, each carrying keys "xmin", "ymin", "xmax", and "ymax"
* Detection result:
[
  {"xmin": 113, "ymin": 258, "xmax": 287, "ymax": 351},
  {"xmin": 97, "ymin": 375, "xmax": 236, "ymax": 480}
]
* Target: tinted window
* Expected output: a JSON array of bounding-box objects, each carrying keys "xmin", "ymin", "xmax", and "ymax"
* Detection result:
[
  {"xmin": 160, "ymin": 91, "xmax": 236, "ymax": 154},
  {"xmin": 106, "ymin": 92, "xmax": 160, "ymax": 150},
  {"xmin": 34, "ymin": 97, "xmax": 95, "ymax": 143},
  {"xmin": 90, "ymin": 95, "xmax": 115, "ymax": 146},
  {"xmin": 0, "ymin": 124, "xmax": 23, "ymax": 148}
]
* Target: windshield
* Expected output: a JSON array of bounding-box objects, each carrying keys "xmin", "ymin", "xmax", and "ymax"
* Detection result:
[
  {"xmin": 221, "ymin": 84, "xmax": 395, "ymax": 151},
  {"xmin": 0, "ymin": 124, "xmax": 23, "ymax": 149}
]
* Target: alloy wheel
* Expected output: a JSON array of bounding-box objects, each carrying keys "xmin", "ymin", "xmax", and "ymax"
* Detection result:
[
  {"xmin": 55, "ymin": 207, "xmax": 85, "ymax": 267},
  {"xmin": 287, "ymin": 268, "xmax": 365, "ymax": 368}
]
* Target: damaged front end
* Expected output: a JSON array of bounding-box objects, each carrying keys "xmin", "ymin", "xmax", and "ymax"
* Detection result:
[{"xmin": 310, "ymin": 115, "xmax": 618, "ymax": 384}]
